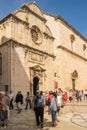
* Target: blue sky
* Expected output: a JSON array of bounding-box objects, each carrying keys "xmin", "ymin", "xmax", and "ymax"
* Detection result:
[{"xmin": 0, "ymin": 0, "xmax": 87, "ymax": 38}]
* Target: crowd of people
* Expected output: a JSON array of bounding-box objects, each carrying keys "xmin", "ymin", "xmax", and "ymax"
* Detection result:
[{"xmin": 0, "ymin": 88, "xmax": 87, "ymax": 129}]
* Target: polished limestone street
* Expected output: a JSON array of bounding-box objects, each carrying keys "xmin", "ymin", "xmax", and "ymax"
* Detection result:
[{"xmin": 0, "ymin": 100, "xmax": 87, "ymax": 130}]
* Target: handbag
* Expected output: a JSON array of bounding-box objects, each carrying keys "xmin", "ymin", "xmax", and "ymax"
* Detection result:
[
  {"xmin": 57, "ymin": 106, "xmax": 60, "ymax": 112},
  {"xmin": 46, "ymin": 99, "xmax": 51, "ymax": 106}
]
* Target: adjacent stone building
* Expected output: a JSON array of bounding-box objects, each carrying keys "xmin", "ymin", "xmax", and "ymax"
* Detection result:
[{"xmin": 0, "ymin": 2, "xmax": 87, "ymax": 95}]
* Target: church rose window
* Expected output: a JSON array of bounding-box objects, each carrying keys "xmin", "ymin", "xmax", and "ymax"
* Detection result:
[{"xmin": 31, "ymin": 25, "xmax": 42, "ymax": 44}]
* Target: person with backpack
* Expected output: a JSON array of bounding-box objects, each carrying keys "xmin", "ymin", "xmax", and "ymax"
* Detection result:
[{"xmin": 32, "ymin": 90, "xmax": 45, "ymax": 128}]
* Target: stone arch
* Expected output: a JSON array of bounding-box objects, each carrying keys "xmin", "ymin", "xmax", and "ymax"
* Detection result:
[{"xmin": 30, "ymin": 65, "xmax": 46, "ymax": 95}]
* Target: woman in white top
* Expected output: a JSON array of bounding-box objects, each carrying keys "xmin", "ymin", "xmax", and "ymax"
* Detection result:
[
  {"xmin": 56, "ymin": 92, "xmax": 62, "ymax": 122},
  {"xmin": 50, "ymin": 92, "xmax": 57, "ymax": 127}
]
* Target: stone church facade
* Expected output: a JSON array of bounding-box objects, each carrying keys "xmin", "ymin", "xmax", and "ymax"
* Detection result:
[{"xmin": 0, "ymin": 2, "xmax": 87, "ymax": 95}]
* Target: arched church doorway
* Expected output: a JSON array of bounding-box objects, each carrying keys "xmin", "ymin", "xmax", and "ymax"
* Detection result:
[
  {"xmin": 33, "ymin": 77, "xmax": 39, "ymax": 95},
  {"xmin": 71, "ymin": 70, "xmax": 78, "ymax": 90}
]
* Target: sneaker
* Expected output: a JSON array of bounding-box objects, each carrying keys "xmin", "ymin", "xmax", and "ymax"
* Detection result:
[
  {"xmin": 52, "ymin": 123, "xmax": 57, "ymax": 127},
  {"xmin": 41, "ymin": 123, "xmax": 43, "ymax": 128},
  {"xmin": 57, "ymin": 119, "xmax": 60, "ymax": 122}
]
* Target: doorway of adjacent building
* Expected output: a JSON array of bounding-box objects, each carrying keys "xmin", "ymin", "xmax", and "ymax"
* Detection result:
[
  {"xmin": 33, "ymin": 77, "xmax": 39, "ymax": 95},
  {"xmin": 72, "ymin": 79, "xmax": 75, "ymax": 90}
]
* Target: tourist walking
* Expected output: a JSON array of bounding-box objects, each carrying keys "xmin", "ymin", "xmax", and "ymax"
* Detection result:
[
  {"xmin": 47, "ymin": 91, "xmax": 53, "ymax": 115},
  {"xmin": 8, "ymin": 90, "xmax": 14, "ymax": 110},
  {"xmin": 69, "ymin": 89, "xmax": 73, "ymax": 102},
  {"xmin": 84, "ymin": 89, "xmax": 87, "ymax": 100},
  {"xmin": 32, "ymin": 90, "xmax": 45, "ymax": 128},
  {"xmin": 0, "ymin": 91, "xmax": 10, "ymax": 128},
  {"xmin": 50, "ymin": 92, "xmax": 58, "ymax": 127},
  {"xmin": 15, "ymin": 91, "xmax": 23, "ymax": 113},
  {"xmin": 56, "ymin": 91, "xmax": 62, "ymax": 122},
  {"xmin": 25, "ymin": 92, "xmax": 31, "ymax": 109},
  {"xmin": 76, "ymin": 90, "xmax": 82, "ymax": 101}
]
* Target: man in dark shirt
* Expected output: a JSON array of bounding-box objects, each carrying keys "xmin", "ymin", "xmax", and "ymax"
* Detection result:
[
  {"xmin": 32, "ymin": 90, "xmax": 45, "ymax": 128},
  {"xmin": 15, "ymin": 91, "xmax": 23, "ymax": 113}
]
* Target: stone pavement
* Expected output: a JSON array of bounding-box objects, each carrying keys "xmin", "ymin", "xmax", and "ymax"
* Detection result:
[{"xmin": 0, "ymin": 101, "xmax": 87, "ymax": 130}]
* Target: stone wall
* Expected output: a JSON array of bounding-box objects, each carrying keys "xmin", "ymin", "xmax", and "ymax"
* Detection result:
[{"xmin": 44, "ymin": 14, "xmax": 87, "ymax": 90}]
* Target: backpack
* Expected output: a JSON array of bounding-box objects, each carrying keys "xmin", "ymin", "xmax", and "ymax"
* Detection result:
[{"xmin": 35, "ymin": 95, "xmax": 43, "ymax": 108}]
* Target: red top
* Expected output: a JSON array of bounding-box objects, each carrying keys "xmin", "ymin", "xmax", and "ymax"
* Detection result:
[{"xmin": 48, "ymin": 94, "xmax": 53, "ymax": 101}]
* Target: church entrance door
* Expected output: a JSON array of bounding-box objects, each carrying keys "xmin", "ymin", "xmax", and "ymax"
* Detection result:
[{"xmin": 33, "ymin": 77, "xmax": 39, "ymax": 95}]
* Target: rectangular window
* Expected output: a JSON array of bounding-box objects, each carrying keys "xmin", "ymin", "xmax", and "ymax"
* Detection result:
[{"xmin": 5, "ymin": 85, "xmax": 9, "ymax": 92}]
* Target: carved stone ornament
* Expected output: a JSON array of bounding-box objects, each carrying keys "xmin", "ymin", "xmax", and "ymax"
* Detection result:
[
  {"xmin": 30, "ymin": 65, "xmax": 45, "ymax": 72},
  {"xmin": 70, "ymin": 34, "xmax": 75, "ymax": 43},
  {"xmin": 31, "ymin": 25, "xmax": 42, "ymax": 44},
  {"xmin": 71, "ymin": 70, "xmax": 78, "ymax": 79}
]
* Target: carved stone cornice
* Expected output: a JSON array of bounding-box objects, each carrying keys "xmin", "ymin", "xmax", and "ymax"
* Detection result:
[
  {"xmin": 0, "ymin": 38, "xmax": 55, "ymax": 58},
  {"xmin": 0, "ymin": 14, "xmax": 29, "ymax": 29},
  {"xmin": 57, "ymin": 45, "xmax": 87, "ymax": 61},
  {"xmin": 30, "ymin": 65, "xmax": 46, "ymax": 72}
]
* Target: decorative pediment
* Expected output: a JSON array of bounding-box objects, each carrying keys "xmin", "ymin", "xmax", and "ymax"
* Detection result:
[
  {"xmin": 30, "ymin": 65, "xmax": 46, "ymax": 72},
  {"xmin": 21, "ymin": 2, "xmax": 46, "ymax": 22}
]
